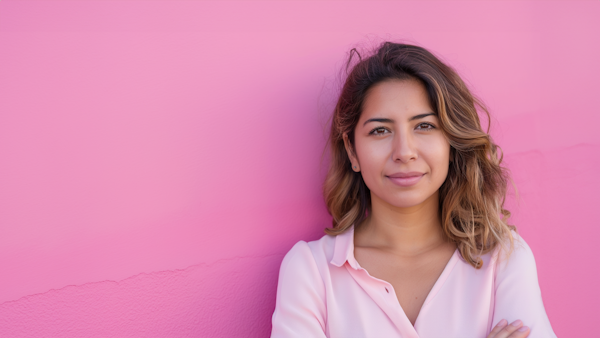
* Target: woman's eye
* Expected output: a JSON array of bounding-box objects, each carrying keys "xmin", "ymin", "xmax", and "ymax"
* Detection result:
[
  {"xmin": 416, "ymin": 123, "xmax": 435, "ymax": 130},
  {"xmin": 370, "ymin": 127, "xmax": 388, "ymax": 135}
]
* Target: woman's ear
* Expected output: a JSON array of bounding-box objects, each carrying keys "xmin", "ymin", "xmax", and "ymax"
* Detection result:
[{"xmin": 343, "ymin": 133, "xmax": 360, "ymax": 172}]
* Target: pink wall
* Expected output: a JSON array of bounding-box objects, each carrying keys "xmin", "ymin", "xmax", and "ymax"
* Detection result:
[{"xmin": 0, "ymin": 1, "xmax": 598, "ymax": 336}]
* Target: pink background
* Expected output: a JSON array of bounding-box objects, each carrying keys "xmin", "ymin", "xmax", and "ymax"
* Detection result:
[{"xmin": 1, "ymin": 1, "xmax": 598, "ymax": 336}]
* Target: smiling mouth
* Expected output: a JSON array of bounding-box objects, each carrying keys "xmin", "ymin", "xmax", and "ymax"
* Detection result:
[{"xmin": 386, "ymin": 173, "xmax": 425, "ymax": 187}]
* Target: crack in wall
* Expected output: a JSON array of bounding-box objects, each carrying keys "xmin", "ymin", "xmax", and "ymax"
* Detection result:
[{"xmin": 0, "ymin": 252, "xmax": 284, "ymax": 307}]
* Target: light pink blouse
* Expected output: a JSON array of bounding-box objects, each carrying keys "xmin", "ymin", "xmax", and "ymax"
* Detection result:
[{"xmin": 271, "ymin": 226, "xmax": 556, "ymax": 338}]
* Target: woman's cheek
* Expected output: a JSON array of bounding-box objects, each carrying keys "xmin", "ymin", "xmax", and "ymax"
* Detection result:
[
  {"xmin": 427, "ymin": 139, "xmax": 451, "ymax": 180},
  {"xmin": 358, "ymin": 145, "xmax": 386, "ymax": 190}
]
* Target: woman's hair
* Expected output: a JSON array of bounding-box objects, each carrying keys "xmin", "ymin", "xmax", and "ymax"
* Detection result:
[{"xmin": 323, "ymin": 41, "xmax": 515, "ymax": 269}]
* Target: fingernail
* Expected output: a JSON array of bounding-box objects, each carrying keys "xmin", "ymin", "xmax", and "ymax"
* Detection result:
[
  {"xmin": 511, "ymin": 319, "xmax": 522, "ymax": 327},
  {"xmin": 518, "ymin": 326, "xmax": 529, "ymax": 332},
  {"xmin": 497, "ymin": 319, "xmax": 508, "ymax": 327}
]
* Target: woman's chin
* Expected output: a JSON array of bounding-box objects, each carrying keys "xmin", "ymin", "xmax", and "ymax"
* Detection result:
[{"xmin": 375, "ymin": 190, "xmax": 439, "ymax": 210}]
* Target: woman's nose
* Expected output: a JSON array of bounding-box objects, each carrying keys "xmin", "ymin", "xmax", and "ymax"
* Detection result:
[{"xmin": 392, "ymin": 131, "xmax": 417, "ymax": 163}]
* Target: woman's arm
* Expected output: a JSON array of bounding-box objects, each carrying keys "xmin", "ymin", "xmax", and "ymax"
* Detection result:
[
  {"xmin": 491, "ymin": 233, "xmax": 556, "ymax": 338},
  {"xmin": 271, "ymin": 241, "xmax": 328, "ymax": 338}
]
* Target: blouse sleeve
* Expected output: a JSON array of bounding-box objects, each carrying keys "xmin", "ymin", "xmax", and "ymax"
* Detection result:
[
  {"xmin": 271, "ymin": 241, "xmax": 328, "ymax": 338},
  {"xmin": 492, "ymin": 232, "xmax": 556, "ymax": 338}
]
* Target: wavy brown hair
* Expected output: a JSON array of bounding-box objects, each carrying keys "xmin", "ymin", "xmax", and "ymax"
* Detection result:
[{"xmin": 323, "ymin": 42, "xmax": 515, "ymax": 269}]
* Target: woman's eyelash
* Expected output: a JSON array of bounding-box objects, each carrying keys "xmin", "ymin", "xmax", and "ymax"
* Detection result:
[
  {"xmin": 368, "ymin": 127, "xmax": 389, "ymax": 135},
  {"xmin": 416, "ymin": 122, "xmax": 436, "ymax": 130}
]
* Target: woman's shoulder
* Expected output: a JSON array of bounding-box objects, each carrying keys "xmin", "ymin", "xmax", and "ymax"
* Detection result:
[
  {"xmin": 279, "ymin": 234, "xmax": 337, "ymax": 272},
  {"xmin": 493, "ymin": 230, "xmax": 539, "ymax": 280},
  {"xmin": 495, "ymin": 230, "xmax": 535, "ymax": 259}
]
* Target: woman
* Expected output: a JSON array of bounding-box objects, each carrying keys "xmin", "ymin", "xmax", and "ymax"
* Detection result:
[{"xmin": 271, "ymin": 42, "xmax": 556, "ymax": 338}]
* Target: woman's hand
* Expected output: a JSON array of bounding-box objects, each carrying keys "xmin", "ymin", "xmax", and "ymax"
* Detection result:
[{"xmin": 487, "ymin": 319, "xmax": 530, "ymax": 338}]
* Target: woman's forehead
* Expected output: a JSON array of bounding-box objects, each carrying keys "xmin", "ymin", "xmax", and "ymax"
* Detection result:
[{"xmin": 360, "ymin": 80, "xmax": 435, "ymax": 122}]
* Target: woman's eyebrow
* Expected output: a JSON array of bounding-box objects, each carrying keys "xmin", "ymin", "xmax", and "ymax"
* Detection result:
[
  {"xmin": 363, "ymin": 118, "xmax": 393, "ymax": 126},
  {"xmin": 363, "ymin": 113, "xmax": 436, "ymax": 126},
  {"xmin": 409, "ymin": 112, "xmax": 436, "ymax": 121}
]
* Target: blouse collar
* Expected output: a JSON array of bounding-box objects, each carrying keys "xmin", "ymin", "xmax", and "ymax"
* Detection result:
[{"xmin": 330, "ymin": 226, "xmax": 361, "ymax": 270}]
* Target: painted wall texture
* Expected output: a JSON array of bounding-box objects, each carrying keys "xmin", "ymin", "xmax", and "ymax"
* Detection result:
[{"xmin": 0, "ymin": 1, "xmax": 598, "ymax": 337}]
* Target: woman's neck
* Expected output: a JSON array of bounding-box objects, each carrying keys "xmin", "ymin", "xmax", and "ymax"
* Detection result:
[{"xmin": 355, "ymin": 190, "xmax": 447, "ymax": 256}]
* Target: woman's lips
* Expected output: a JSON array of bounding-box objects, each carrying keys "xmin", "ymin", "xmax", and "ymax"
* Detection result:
[{"xmin": 386, "ymin": 172, "xmax": 425, "ymax": 187}]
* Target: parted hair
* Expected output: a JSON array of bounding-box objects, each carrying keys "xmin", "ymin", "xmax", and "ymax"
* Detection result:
[{"xmin": 323, "ymin": 42, "xmax": 515, "ymax": 269}]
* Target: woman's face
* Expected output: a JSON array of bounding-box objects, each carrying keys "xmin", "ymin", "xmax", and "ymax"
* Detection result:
[{"xmin": 344, "ymin": 79, "xmax": 451, "ymax": 209}]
